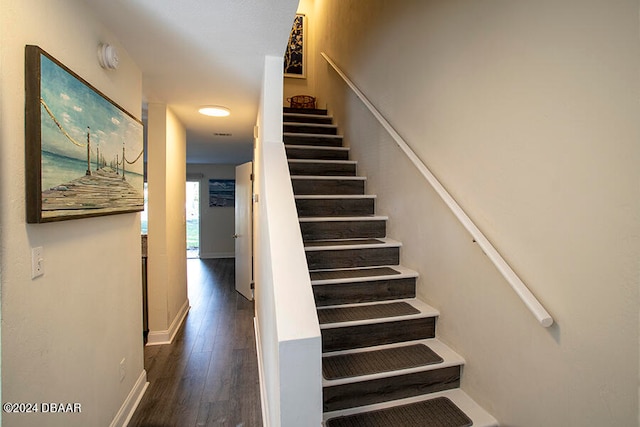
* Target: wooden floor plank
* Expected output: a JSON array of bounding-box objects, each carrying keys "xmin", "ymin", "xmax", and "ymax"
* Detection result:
[{"xmin": 128, "ymin": 258, "xmax": 262, "ymax": 427}]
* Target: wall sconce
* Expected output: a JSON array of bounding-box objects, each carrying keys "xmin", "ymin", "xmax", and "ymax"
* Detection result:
[{"xmin": 98, "ymin": 43, "xmax": 119, "ymax": 70}]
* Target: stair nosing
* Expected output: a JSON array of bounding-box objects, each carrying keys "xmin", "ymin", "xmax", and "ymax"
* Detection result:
[
  {"xmin": 322, "ymin": 389, "xmax": 499, "ymax": 427},
  {"xmin": 305, "ymin": 237, "xmax": 401, "ymax": 252},
  {"xmin": 321, "ymin": 338, "xmax": 465, "ymax": 387},
  {"xmin": 284, "ymin": 132, "xmax": 343, "ymax": 139},
  {"xmin": 310, "ymin": 265, "xmax": 418, "ymax": 285},
  {"xmin": 318, "ymin": 298, "xmax": 438, "ymax": 329}
]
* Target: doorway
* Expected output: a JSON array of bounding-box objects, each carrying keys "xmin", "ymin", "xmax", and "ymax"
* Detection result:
[{"xmin": 186, "ymin": 181, "xmax": 200, "ymax": 258}]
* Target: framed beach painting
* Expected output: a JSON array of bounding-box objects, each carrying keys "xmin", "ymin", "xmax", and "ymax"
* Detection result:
[
  {"xmin": 284, "ymin": 14, "xmax": 306, "ymax": 78},
  {"xmin": 25, "ymin": 45, "xmax": 144, "ymax": 223},
  {"xmin": 208, "ymin": 179, "xmax": 235, "ymax": 207}
]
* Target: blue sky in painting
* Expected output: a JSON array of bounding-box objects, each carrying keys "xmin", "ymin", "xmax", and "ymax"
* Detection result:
[{"xmin": 40, "ymin": 54, "xmax": 143, "ymax": 175}]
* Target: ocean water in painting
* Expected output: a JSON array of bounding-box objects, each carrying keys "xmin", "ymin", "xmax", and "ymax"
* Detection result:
[
  {"xmin": 209, "ymin": 179, "xmax": 235, "ymax": 207},
  {"xmin": 37, "ymin": 52, "xmax": 144, "ymax": 217},
  {"xmin": 41, "ymin": 150, "xmax": 143, "ymax": 194}
]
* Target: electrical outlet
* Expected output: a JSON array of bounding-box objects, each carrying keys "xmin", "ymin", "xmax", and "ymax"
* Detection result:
[
  {"xmin": 31, "ymin": 246, "xmax": 44, "ymax": 279},
  {"xmin": 119, "ymin": 358, "xmax": 126, "ymax": 382}
]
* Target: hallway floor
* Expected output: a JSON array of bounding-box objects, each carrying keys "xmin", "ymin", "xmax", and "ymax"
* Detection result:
[{"xmin": 128, "ymin": 258, "xmax": 262, "ymax": 427}]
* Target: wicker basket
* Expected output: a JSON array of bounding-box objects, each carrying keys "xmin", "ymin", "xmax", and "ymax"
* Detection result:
[{"xmin": 287, "ymin": 95, "xmax": 316, "ymax": 109}]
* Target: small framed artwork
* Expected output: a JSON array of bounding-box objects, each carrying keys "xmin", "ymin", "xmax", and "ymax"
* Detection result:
[
  {"xmin": 284, "ymin": 13, "xmax": 306, "ymax": 78},
  {"xmin": 209, "ymin": 179, "xmax": 235, "ymax": 207},
  {"xmin": 25, "ymin": 45, "xmax": 144, "ymax": 223}
]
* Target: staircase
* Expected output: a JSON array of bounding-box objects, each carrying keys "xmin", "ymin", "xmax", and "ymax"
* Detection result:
[{"xmin": 284, "ymin": 106, "xmax": 499, "ymax": 426}]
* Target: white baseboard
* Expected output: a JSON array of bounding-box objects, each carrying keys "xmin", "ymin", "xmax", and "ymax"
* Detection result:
[
  {"xmin": 199, "ymin": 252, "xmax": 235, "ymax": 259},
  {"xmin": 111, "ymin": 369, "xmax": 148, "ymax": 427},
  {"xmin": 146, "ymin": 299, "xmax": 190, "ymax": 346},
  {"xmin": 254, "ymin": 317, "xmax": 270, "ymax": 427}
]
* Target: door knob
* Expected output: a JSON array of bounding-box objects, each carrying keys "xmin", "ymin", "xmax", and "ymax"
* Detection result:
[{"xmin": 233, "ymin": 234, "xmax": 240, "ymax": 239}]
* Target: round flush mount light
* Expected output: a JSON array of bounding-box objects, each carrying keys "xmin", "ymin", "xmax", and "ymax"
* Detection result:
[
  {"xmin": 198, "ymin": 106, "xmax": 231, "ymax": 117},
  {"xmin": 97, "ymin": 43, "xmax": 119, "ymax": 70}
]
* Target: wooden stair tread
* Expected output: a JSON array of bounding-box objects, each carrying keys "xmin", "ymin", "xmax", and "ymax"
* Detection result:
[
  {"xmin": 284, "ymin": 107, "xmax": 328, "ymax": 115},
  {"xmin": 311, "ymin": 267, "xmax": 400, "ymax": 281},
  {"xmin": 291, "ymin": 175, "xmax": 365, "ymax": 180},
  {"xmin": 305, "ymin": 238, "xmax": 399, "ymax": 250},
  {"xmin": 289, "ymin": 159, "xmax": 357, "ymax": 164},
  {"xmin": 286, "ymin": 145, "xmax": 350, "ymax": 160},
  {"xmin": 311, "ymin": 267, "xmax": 418, "ymax": 307},
  {"xmin": 295, "ymin": 195, "xmax": 376, "ymax": 199},
  {"xmin": 305, "ymin": 238, "xmax": 384, "ymax": 248},
  {"xmin": 289, "ymin": 163, "xmax": 357, "ymax": 177},
  {"xmin": 292, "ymin": 176, "xmax": 366, "ymax": 196},
  {"xmin": 318, "ymin": 301, "xmax": 419, "ymax": 324},
  {"xmin": 300, "ymin": 216, "xmax": 387, "ymax": 241},
  {"xmin": 285, "ymin": 144, "xmax": 349, "ymax": 150},
  {"xmin": 284, "ymin": 122, "xmax": 338, "ymax": 129},
  {"xmin": 295, "ymin": 197, "xmax": 376, "ymax": 218},
  {"xmin": 284, "ymin": 136, "xmax": 344, "ymax": 147},
  {"xmin": 323, "ymin": 343, "xmax": 443, "ymax": 380},
  {"xmin": 284, "ymin": 112, "xmax": 333, "ymax": 119},
  {"xmin": 305, "ymin": 239, "xmax": 401, "ymax": 270},
  {"xmin": 284, "ymin": 132, "xmax": 343, "ymax": 138},
  {"xmin": 300, "ymin": 216, "xmax": 387, "ymax": 224}
]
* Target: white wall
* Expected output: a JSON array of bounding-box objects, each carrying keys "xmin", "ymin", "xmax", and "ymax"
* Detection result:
[
  {"xmin": 186, "ymin": 164, "xmax": 237, "ymax": 259},
  {"xmin": 313, "ymin": 1, "xmax": 640, "ymax": 426},
  {"xmin": 254, "ymin": 55, "xmax": 322, "ymax": 427},
  {"xmin": 146, "ymin": 103, "xmax": 189, "ymax": 344},
  {"xmin": 0, "ymin": 0, "xmax": 146, "ymax": 425}
]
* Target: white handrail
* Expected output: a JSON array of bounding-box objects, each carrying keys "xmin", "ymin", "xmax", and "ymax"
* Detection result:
[{"xmin": 321, "ymin": 52, "xmax": 553, "ymax": 328}]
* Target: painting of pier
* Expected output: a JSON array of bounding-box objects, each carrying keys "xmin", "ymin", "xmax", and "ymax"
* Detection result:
[{"xmin": 25, "ymin": 45, "xmax": 144, "ymax": 223}]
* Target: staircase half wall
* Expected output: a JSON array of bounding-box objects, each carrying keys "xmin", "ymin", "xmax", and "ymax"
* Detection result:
[{"xmin": 254, "ymin": 55, "xmax": 322, "ymax": 427}]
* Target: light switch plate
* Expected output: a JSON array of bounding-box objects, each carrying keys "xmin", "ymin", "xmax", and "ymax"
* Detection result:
[{"xmin": 31, "ymin": 246, "xmax": 44, "ymax": 279}]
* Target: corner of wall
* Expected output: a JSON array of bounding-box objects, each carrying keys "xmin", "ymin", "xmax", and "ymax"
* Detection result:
[{"xmin": 146, "ymin": 104, "xmax": 188, "ymax": 336}]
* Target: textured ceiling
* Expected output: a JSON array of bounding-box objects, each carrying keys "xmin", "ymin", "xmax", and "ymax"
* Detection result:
[{"xmin": 82, "ymin": 0, "xmax": 299, "ymax": 164}]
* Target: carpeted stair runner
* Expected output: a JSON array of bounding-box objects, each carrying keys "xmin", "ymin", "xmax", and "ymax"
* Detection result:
[
  {"xmin": 318, "ymin": 301, "xmax": 419, "ymax": 324},
  {"xmin": 323, "ymin": 344, "xmax": 444, "ymax": 380},
  {"xmin": 325, "ymin": 397, "xmax": 473, "ymax": 427}
]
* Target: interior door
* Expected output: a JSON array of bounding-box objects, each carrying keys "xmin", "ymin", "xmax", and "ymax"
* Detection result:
[{"xmin": 235, "ymin": 161, "xmax": 253, "ymax": 300}]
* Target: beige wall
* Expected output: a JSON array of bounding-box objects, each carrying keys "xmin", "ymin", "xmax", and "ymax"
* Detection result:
[
  {"xmin": 0, "ymin": 0, "xmax": 146, "ymax": 425},
  {"xmin": 186, "ymin": 164, "xmax": 237, "ymax": 259},
  {"xmin": 283, "ymin": 0, "xmax": 318, "ymax": 107},
  {"xmin": 311, "ymin": 1, "xmax": 640, "ymax": 425},
  {"xmin": 146, "ymin": 104, "xmax": 188, "ymax": 341}
]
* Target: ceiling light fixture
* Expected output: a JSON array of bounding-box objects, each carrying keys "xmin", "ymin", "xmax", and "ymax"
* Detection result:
[{"xmin": 198, "ymin": 106, "xmax": 231, "ymax": 117}]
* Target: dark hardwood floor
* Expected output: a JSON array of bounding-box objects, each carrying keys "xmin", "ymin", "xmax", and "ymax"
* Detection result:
[{"xmin": 128, "ymin": 258, "xmax": 262, "ymax": 427}]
